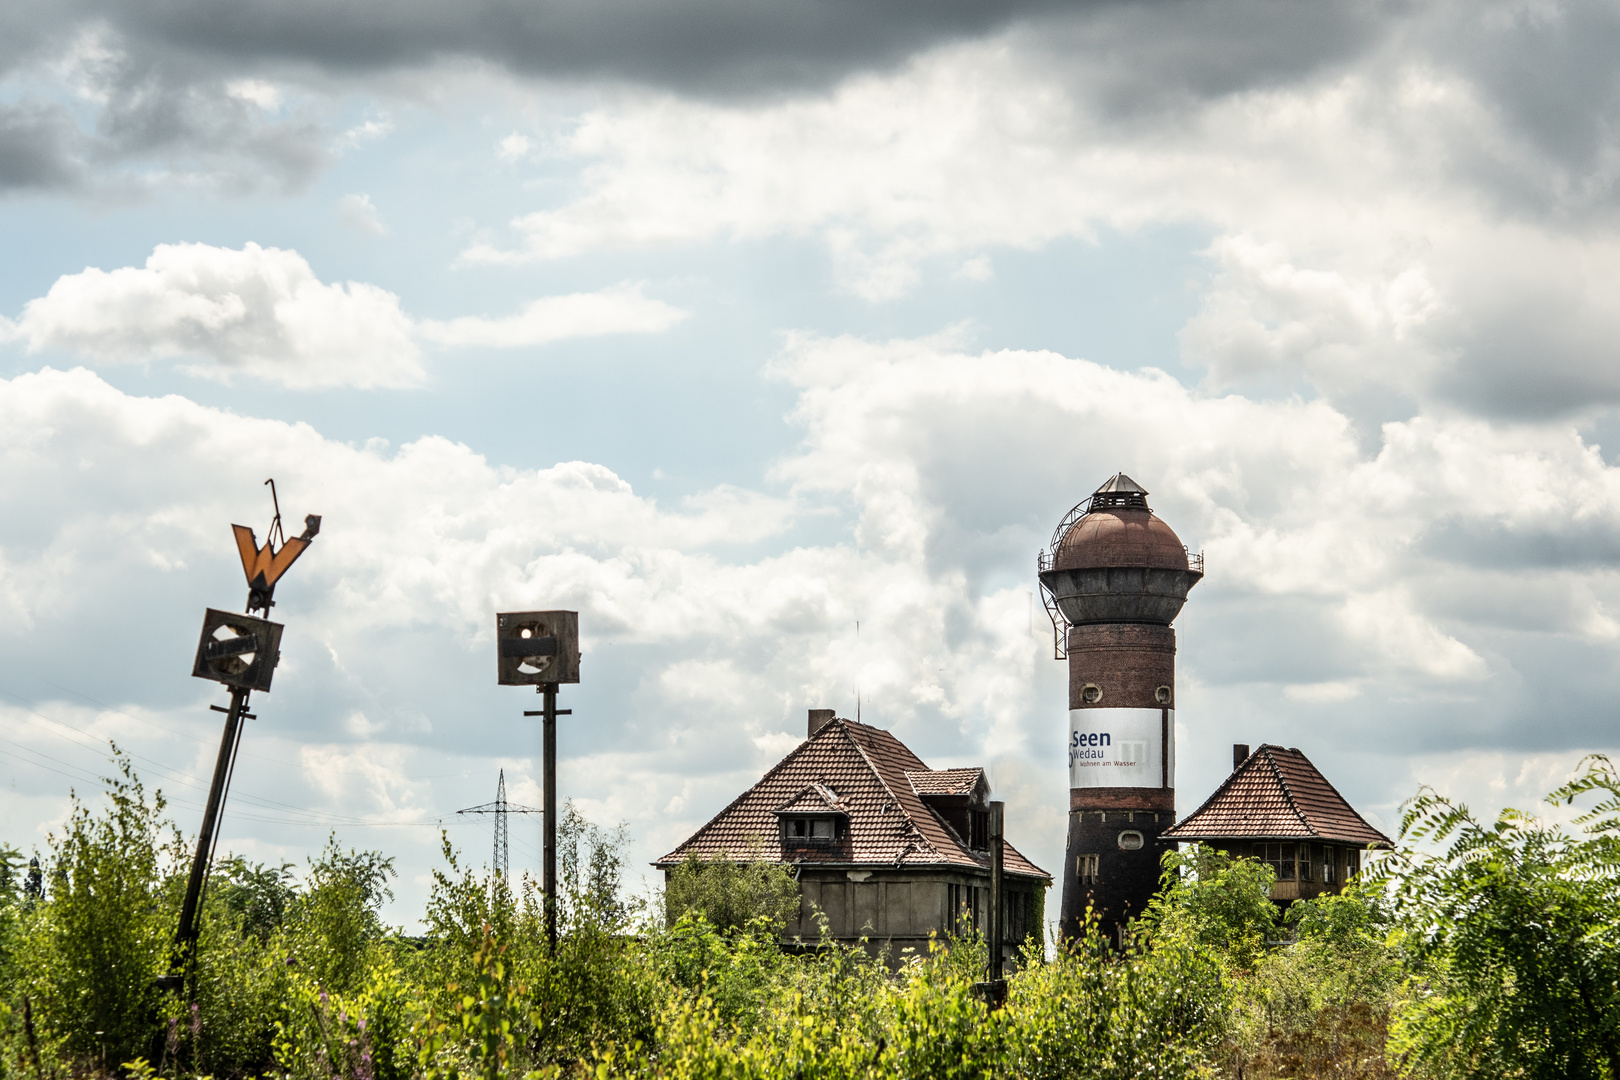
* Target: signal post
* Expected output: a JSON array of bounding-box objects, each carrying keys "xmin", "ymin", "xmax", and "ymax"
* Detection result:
[{"xmin": 495, "ymin": 610, "xmax": 580, "ymax": 946}]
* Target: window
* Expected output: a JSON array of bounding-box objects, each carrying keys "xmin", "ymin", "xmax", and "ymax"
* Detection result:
[
  {"xmin": 1347, "ymin": 847, "xmax": 1360, "ymax": 879},
  {"xmin": 1323, "ymin": 846, "xmax": 1337, "ymax": 886},
  {"xmin": 1076, "ymin": 853, "xmax": 1100, "ymax": 884},
  {"xmin": 946, "ymin": 883, "xmax": 980, "ymax": 932},
  {"xmin": 786, "ymin": 817, "xmax": 840, "ymax": 840},
  {"xmin": 1299, "ymin": 844, "xmax": 1315, "ymax": 882},
  {"xmin": 970, "ymin": 810, "xmax": 990, "ymax": 850},
  {"xmin": 1256, "ymin": 843, "xmax": 1296, "ymax": 881}
]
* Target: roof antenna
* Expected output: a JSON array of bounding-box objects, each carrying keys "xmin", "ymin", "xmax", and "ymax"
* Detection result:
[{"xmin": 856, "ymin": 620, "xmax": 860, "ymax": 723}]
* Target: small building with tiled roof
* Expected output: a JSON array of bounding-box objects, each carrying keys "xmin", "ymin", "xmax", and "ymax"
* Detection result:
[
  {"xmin": 655, "ymin": 710, "xmax": 1051, "ymax": 963},
  {"xmin": 1163, "ymin": 743, "xmax": 1392, "ymax": 905}
]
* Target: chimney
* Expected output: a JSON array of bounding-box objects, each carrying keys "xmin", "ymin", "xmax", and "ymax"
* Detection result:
[
  {"xmin": 808, "ymin": 709, "xmax": 836, "ymax": 737},
  {"xmin": 1232, "ymin": 744, "xmax": 1249, "ymax": 772}
]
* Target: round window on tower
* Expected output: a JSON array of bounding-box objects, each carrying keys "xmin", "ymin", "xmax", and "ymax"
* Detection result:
[
  {"xmin": 1081, "ymin": 683, "xmax": 1103, "ymax": 704},
  {"xmin": 1155, "ymin": 685, "xmax": 1172, "ymax": 705},
  {"xmin": 1117, "ymin": 831, "xmax": 1144, "ymax": 851}
]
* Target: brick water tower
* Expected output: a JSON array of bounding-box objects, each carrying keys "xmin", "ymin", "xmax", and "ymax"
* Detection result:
[{"xmin": 1037, "ymin": 474, "xmax": 1202, "ymax": 941}]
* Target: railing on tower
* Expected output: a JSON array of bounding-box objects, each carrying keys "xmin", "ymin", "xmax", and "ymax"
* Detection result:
[{"xmin": 1036, "ymin": 542, "xmax": 1205, "ymax": 660}]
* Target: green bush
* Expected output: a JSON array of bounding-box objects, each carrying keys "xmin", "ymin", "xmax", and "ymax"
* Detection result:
[
  {"xmin": 1372, "ymin": 755, "xmax": 1620, "ymax": 1080},
  {"xmin": 29, "ymin": 751, "xmax": 1620, "ymax": 1080},
  {"xmin": 663, "ymin": 848, "xmax": 800, "ymax": 935},
  {"xmin": 13, "ymin": 753, "xmax": 185, "ymax": 1070}
]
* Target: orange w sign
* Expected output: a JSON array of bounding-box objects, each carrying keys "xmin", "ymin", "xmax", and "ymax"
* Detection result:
[{"xmin": 233, "ymin": 525, "xmax": 313, "ymax": 592}]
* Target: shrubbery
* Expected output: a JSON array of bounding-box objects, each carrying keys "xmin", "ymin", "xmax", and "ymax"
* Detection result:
[{"xmin": 7, "ymin": 752, "xmax": 1620, "ymax": 1078}]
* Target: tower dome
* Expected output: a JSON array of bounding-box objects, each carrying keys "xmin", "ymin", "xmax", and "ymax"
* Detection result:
[
  {"xmin": 1051, "ymin": 473, "xmax": 1192, "ymax": 573},
  {"xmin": 1038, "ymin": 473, "xmax": 1203, "ymax": 629}
]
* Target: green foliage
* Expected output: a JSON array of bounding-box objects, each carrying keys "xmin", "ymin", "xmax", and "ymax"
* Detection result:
[
  {"xmin": 24, "ymin": 752, "xmax": 1620, "ymax": 1080},
  {"xmin": 663, "ymin": 848, "xmax": 801, "ymax": 935},
  {"xmin": 1000, "ymin": 925, "xmax": 1224, "ymax": 1080},
  {"xmin": 413, "ymin": 926, "xmax": 525, "ymax": 1080},
  {"xmin": 286, "ymin": 836, "xmax": 398, "ymax": 996},
  {"xmin": 175, "ymin": 891, "xmax": 292, "ymax": 1077},
  {"xmin": 211, "ymin": 856, "xmax": 298, "ymax": 943},
  {"xmin": 14, "ymin": 752, "xmax": 185, "ymax": 1068},
  {"xmin": 1371, "ymin": 755, "xmax": 1620, "ymax": 1080},
  {"xmin": 1140, "ymin": 842, "xmax": 1279, "ymax": 971},
  {"xmin": 1223, "ymin": 884, "xmax": 1405, "ymax": 1079}
]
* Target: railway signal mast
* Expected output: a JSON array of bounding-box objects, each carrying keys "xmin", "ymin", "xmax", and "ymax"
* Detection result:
[
  {"xmin": 495, "ymin": 609, "xmax": 580, "ymax": 946},
  {"xmin": 163, "ymin": 481, "xmax": 320, "ymax": 989}
]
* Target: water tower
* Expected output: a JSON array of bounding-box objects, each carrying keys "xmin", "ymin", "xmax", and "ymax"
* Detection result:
[{"xmin": 1037, "ymin": 474, "xmax": 1202, "ymax": 941}]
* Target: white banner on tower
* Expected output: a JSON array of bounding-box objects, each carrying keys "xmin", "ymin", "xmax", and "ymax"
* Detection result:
[{"xmin": 1068, "ymin": 708, "xmax": 1173, "ymax": 789}]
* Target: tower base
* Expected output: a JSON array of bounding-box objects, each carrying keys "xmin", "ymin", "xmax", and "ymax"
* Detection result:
[{"xmin": 1059, "ymin": 789, "xmax": 1174, "ymax": 944}]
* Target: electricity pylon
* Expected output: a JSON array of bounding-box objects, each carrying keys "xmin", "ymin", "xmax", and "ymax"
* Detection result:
[{"xmin": 457, "ymin": 770, "xmax": 541, "ymax": 875}]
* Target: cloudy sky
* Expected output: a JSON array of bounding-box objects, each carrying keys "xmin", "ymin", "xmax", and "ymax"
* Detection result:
[{"xmin": 5, "ymin": 0, "xmax": 1620, "ymax": 923}]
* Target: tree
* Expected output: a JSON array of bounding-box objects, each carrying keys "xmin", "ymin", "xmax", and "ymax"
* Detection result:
[
  {"xmin": 1139, "ymin": 843, "xmax": 1278, "ymax": 971},
  {"xmin": 17, "ymin": 753, "xmax": 185, "ymax": 1067},
  {"xmin": 285, "ymin": 836, "xmax": 396, "ymax": 995},
  {"xmin": 1371, "ymin": 755, "xmax": 1620, "ymax": 1080},
  {"xmin": 663, "ymin": 849, "xmax": 801, "ymax": 935},
  {"xmin": 211, "ymin": 856, "xmax": 299, "ymax": 942}
]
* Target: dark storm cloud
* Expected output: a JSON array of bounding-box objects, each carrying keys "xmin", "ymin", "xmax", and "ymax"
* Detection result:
[
  {"xmin": 20, "ymin": 0, "xmax": 1084, "ymax": 98},
  {"xmin": 0, "ymin": 0, "xmax": 1604, "ymax": 205},
  {"xmin": 1426, "ymin": 0, "xmax": 1620, "ymax": 197},
  {"xmin": 1419, "ymin": 517, "xmax": 1620, "ymax": 572},
  {"xmin": 88, "ymin": 58, "xmax": 331, "ymax": 192},
  {"xmin": 0, "ymin": 42, "xmax": 331, "ymax": 196},
  {"xmin": 0, "ymin": 0, "xmax": 1408, "ymax": 105},
  {"xmin": 1013, "ymin": 0, "xmax": 1404, "ymax": 120},
  {"xmin": 0, "ymin": 104, "xmax": 83, "ymax": 192}
]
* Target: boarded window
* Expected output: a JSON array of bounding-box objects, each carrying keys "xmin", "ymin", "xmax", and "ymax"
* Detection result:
[{"xmin": 1076, "ymin": 853, "xmax": 1100, "ymax": 884}]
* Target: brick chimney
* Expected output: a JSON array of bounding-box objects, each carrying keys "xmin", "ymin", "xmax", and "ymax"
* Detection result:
[
  {"xmin": 808, "ymin": 709, "xmax": 836, "ymax": 737},
  {"xmin": 1233, "ymin": 743, "xmax": 1249, "ymax": 772}
]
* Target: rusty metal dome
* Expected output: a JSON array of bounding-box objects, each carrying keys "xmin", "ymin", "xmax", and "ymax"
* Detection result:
[{"xmin": 1036, "ymin": 474, "xmax": 1203, "ymax": 647}]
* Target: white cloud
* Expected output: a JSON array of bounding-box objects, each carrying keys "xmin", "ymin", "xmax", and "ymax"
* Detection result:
[
  {"xmin": 417, "ymin": 282, "xmax": 686, "ymax": 348},
  {"xmin": 3, "ymin": 245, "xmax": 689, "ymax": 387},
  {"xmin": 455, "ymin": 35, "xmax": 1620, "ymax": 415},
  {"xmin": 225, "ymin": 80, "xmax": 282, "ymax": 112},
  {"xmin": 955, "ymin": 255, "xmax": 993, "ymax": 282},
  {"xmin": 498, "ymin": 133, "xmax": 533, "ymax": 160},
  {"xmin": 337, "ymin": 192, "xmax": 388, "ymax": 236},
  {"xmin": 7, "ymin": 242, "xmax": 422, "ymax": 389},
  {"xmin": 8, "ymin": 326, "xmax": 1620, "ymax": 916}
]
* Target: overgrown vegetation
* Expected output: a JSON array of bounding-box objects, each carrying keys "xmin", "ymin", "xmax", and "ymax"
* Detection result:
[{"xmin": 6, "ymin": 751, "xmax": 1620, "ymax": 1079}]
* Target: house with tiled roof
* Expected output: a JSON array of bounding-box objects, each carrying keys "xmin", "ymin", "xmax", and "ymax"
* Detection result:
[
  {"xmin": 655, "ymin": 710, "xmax": 1051, "ymax": 964},
  {"xmin": 1162, "ymin": 743, "xmax": 1392, "ymax": 905}
]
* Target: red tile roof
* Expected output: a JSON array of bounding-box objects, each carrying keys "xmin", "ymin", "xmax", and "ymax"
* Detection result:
[
  {"xmin": 773, "ymin": 783, "xmax": 848, "ymax": 815},
  {"xmin": 654, "ymin": 719, "xmax": 1049, "ymax": 879},
  {"xmin": 906, "ymin": 768, "xmax": 984, "ymax": 796},
  {"xmin": 1163, "ymin": 744, "xmax": 1391, "ymax": 848}
]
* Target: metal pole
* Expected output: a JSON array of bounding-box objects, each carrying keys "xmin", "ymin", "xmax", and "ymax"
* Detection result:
[
  {"xmin": 543, "ymin": 681, "xmax": 558, "ymax": 948},
  {"xmin": 989, "ymin": 801, "xmax": 1005, "ymax": 983},
  {"xmin": 175, "ymin": 686, "xmax": 250, "ymax": 960}
]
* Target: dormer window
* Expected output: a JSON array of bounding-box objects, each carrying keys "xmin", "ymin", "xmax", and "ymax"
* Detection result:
[
  {"xmin": 774, "ymin": 782, "xmax": 848, "ymax": 845},
  {"xmin": 970, "ymin": 810, "xmax": 990, "ymax": 850},
  {"xmin": 784, "ymin": 819, "xmax": 848, "ymax": 841},
  {"xmin": 788, "ymin": 818, "xmax": 841, "ymax": 840}
]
